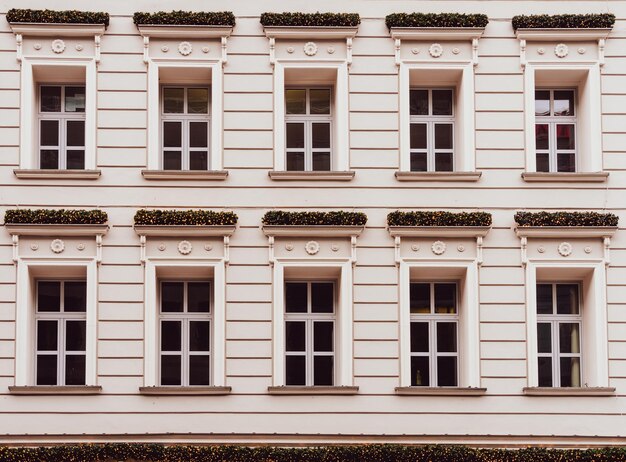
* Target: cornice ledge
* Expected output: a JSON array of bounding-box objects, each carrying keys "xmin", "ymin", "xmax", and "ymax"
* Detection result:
[
  {"xmin": 390, "ymin": 27, "xmax": 484, "ymax": 41},
  {"xmin": 141, "ymin": 170, "xmax": 228, "ymax": 181},
  {"xmin": 136, "ymin": 24, "xmax": 233, "ymax": 39},
  {"xmin": 9, "ymin": 385, "xmax": 102, "ymax": 395},
  {"xmin": 133, "ymin": 225, "xmax": 237, "ymax": 237},
  {"xmin": 515, "ymin": 28, "xmax": 611, "ymax": 41},
  {"xmin": 269, "ymin": 171, "xmax": 355, "ymax": 181},
  {"xmin": 515, "ymin": 226, "xmax": 618, "ymax": 239},
  {"xmin": 521, "ymin": 172, "xmax": 608, "ymax": 183},
  {"xmin": 523, "ymin": 387, "xmax": 616, "ymax": 396},
  {"xmin": 9, "ymin": 23, "xmax": 105, "ymax": 37},
  {"xmin": 14, "ymin": 169, "xmax": 101, "ymax": 180},
  {"xmin": 5, "ymin": 223, "xmax": 109, "ymax": 237},
  {"xmin": 262, "ymin": 225, "xmax": 365, "ymax": 237},
  {"xmin": 395, "ymin": 386, "xmax": 487, "ymax": 396},
  {"xmin": 139, "ymin": 386, "xmax": 232, "ymax": 395},
  {"xmin": 267, "ymin": 386, "xmax": 359, "ymax": 395},
  {"xmin": 263, "ymin": 25, "xmax": 359, "ymax": 39},
  {"xmin": 388, "ymin": 225, "xmax": 491, "ymax": 238},
  {"xmin": 395, "ymin": 171, "xmax": 482, "ymax": 182}
]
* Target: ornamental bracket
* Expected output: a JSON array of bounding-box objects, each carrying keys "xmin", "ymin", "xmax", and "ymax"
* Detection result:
[
  {"xmin": 15, "ymin": 34, "xmax": 22, "ymax": 62},
  {"xmin": 12, "ymin": 235, "xmax": 19, "ymax": 263},
  {"xmin": 269, "ymin": 37, "xmax": 276, "ymax": 66},
  {"xmin": 520, "ymin": 236, "xmax": 528, "ymax": 267},
  {"xmin": 139, "ymin": 235, "xmax": 146, "ymax": 264}
]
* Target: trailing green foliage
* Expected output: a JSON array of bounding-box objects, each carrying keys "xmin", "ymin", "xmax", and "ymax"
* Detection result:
[
  {"xmin": 133, "ymin": 11, "xmax": 235, "ymax": 26},
  {"xmin": 388, "ymin": 211, "xmax": 492, "ymax": 227},
  {"xmin": 512, "ymin": 13, "xmax": 615, "ymax": 30},
  {"xmin": 6, "ymin": 8, "xmax": 109, "ymax": 26},
  {"xmin": 515, "ymin": 211, "xmax": 618, "ymax": 227},
  {"xmin": 260, "ymin": 12, "xmax": 360, "ymax": 27},
  {"xmin": 4, "ymin": 209, "xmax": 107, "ymax": 225},
  {"xmin": 134, "ymin": 209, "xmax": 237, "ymax": 226},
  {"xmin": 263, "ymin": 211, "xmax": 367, "ymax": 226},
  {"xmin": 385, "ymin": 13, "xmax": 489, "ymax": 29}
]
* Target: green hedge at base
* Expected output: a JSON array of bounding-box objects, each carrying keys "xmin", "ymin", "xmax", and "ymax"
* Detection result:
[
  {"xmin": 4, "ymin": 209, "xmax": 107, "ymax": 225},
  {"xmin": 512, "ymin": 13, "xmax": 615, "ymax": 30},
  {"xmin": 388, "ymin": 211, "xmax": 492, "ymax": 227},
  {"xmin": 6, "ymin": 8, "xmax": 109, "ymax": 26},
  {"xmin": 133, "ymin": 11, "xmax": 235, "ymax": 26},
  {"xmin": 134, "ymin": 210, "xmax": 238, "ymax": 226},
  {"xmin": 4, "ymin": 444, "xmax": 626, "ymax": 462},
  {"xmin": 260, "ymin": 12, "xmax": 360, "ymax": 27},
  {"xmin": 385, "ymin": 13, "xmax": 489, "ymax": 29},
  {"xmin": 515, "ymin": 211, "xmax": 618, "ymax": 227},
  {"xmin": 263, "ymin": 211, "xmax": 367, "ymax": 226}
]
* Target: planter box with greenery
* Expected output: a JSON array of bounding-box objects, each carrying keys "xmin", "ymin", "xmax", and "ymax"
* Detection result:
[
  {"xmin": 6, "ymin": 8, "xmax": 109, "ymax": 37},
  {"xmin": 133, "ymin": 209, "xmax": 238, "ymax": 237},
  {"xmin": 262, "ymin": 211, "xmax": 367, "ymax": 237},
  {"xmin": 133, "ymin": 11, "xmax": 235, "ymax": 38},
  {"xmin": 513, "ymin": 13, "xmax": 614, "ymax": 41},
  {"xmin": 4, "ymin": 209, "xmax": 109, "ymax": 236},
  {"xmin": 386, "ymin": 12, "xmax": 488, "ymax": 31},
  {"xmin": 387, "ymin": 211, "xmax": 492, "ymax": 238},
  {"xmin": 262, "ymin": 12, "xmax": 360, "ymax": 39},
  {"xmin": 514, "ymin": 211, "xmax": 618, "ymax": 238}
]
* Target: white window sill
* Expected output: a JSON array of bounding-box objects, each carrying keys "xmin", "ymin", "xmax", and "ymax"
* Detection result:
[
  {"xmin": 523, "ymin": 387, "xmax": 616, "ymax": 397},
  {"xmin": 141, "ymin": 170, "xmax": 229, "ymax": 181},
  {"xmin": 267, "ymin": 386, "xmax": 359, "ymax": 395},
  {"xmin": 395, "ymin": 387, "xmax": 487, "ymax": 396},
  {"xmin": 138, "ymin": 386, "xmax": 232, "ymax": 396},
  {"xmin": 395, "ymin": 171, "xmax": 482, "ymax": 182},
  {"xmin": 5, "ymin": 223, "xmax": 109, "ymax": 237},
  {"xmin": 521, "ymin": 172, "xmax": 609, "ymax": 183},
  {"xmin": 262, "ymin": 225, "xmax": 365, "ymax": 238},
  {"xmin": 9, "ymin": 385, "xmax": 102, "ymax": 395},
  {"xmin": 14, "ymin": 169, "xmax": 101, "ymax": 180},
  {"xmin": 268, "ymin": 171, "xmax": 355, "ymax": 181}
]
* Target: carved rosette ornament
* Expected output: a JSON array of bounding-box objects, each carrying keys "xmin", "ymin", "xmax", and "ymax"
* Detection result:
[
  {"xmin": 50, "ymin": 239, "xmax": 65, "ymax": 254},
  {"xmin": 327, "ymin": 46, "xmax": 335, "ymax": 54},
  {"xmin": 204, "ymin": 244, "xmax": 213, "ymax": 251},
  {"xmin": 331, "ymin": 244, "xmax": 339, "ymax": 252},
  {"xmin": 305, "ymin": 241, "xmax": 320, "ymax": 255},
  {"xmin": 286, "ymin": 46, "xmax": 295, "ymax": 54},
  {"xmin": 77, "ymin": 243, "xmax": 86, "ymax": 251},
  {"xmin": 558, "ymin": 242, "xmax": 573, "ymax": 257},
  {"xmin": 202, "ymin": 46, "xmax": 210, "ymax": 54},
  {"xmin": 178, "ymin": 41, "xmax": 193, "ymax": 56},
  {"xmin": 554, "ymin": 43, "xmax": 569, "ymax": 58},
  {"xmin": 411, "ymin": 244, "xmax": 419, "ymax": 252},
  {"xmin": 303, "ymin": 42, "xmax": 318, "ymax": 56},
  {"xmin": 431, "ymin": 241, "xmax": 446, "ymax": 255},
  {"xmin": 584, "ymin": 246, "xmax": 592, "ymax": 254},
  {"xmin": 30, "ymin": 243, "xmax": 39, "ymax": 251},
  {"xmin": 158, "ymin": 243, "xmax": 166, "ymax": 251},
  {"xmin": 51, "ymin": 39, "xmax": 66, "ymax": 54},
  {"xmin": 177, "ymin": 240, "xmax": 193, "ymax": 255},
  {"xmin": 429, "ymin": 43, "xmax": 443, "ymax": 58},
  {"xmin": 285, "ymin": 244, "xmax": 294, "ymax": 251}
]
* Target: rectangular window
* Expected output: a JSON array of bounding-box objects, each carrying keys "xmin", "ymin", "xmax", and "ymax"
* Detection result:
[
  {"xmin": 536, "ymin": 282, "xmax": 582, "ymax": 387},
  {"xmin": 161, "ymin": 86, "xmax": 210, "ymax": 171},
  {"xmin": 535, "ymin": 89, "xmax": 576, "ymax": 173},
  {"xmin": 285, "ymin": 88, "xmax": 332, "ymax": 172},
  {"xmin": 38, "ymin": 85, "xmax": 86, "ymax": 170},
  {"xmin": 409, "ymin": 89, "xmax": 454, "ymax": 172},
  {"xmin": 284, "ymin": 281, "xmax": 335, "ymax": 386},
  {"xmin": 159, "ymin": 281, "xmax": 211, "ymax": 386},
  {"xmin": 35, "ymin": 280, "xmax": 87, "ymax": 386},
  {"xmin": 409, "ymin": 282, "xmax": 459, "ymax": 387}
]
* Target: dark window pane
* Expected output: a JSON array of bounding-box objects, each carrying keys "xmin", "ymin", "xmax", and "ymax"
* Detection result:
[
  {"xmin": 535, "ymin": 90, "xmax": 550, "ymax": 116},
  {"xmin": 559, "ymin": 323, "xmax": 581, "ymax": 354},
  {"xmin": 410, "ymin": 283, "xmax": 430, "ymax": 314},
  {"xmin": 436, "ymin": 322, "xmax": 457, "ymax": 353},
  {"xmin": 557, "ymin": 153, "xmax": 576, "ymax": 173},
  {"xmin": 536, "ymin": 153, "xmax": 549, "ymax": 172},
  {"xmin": 535, "ymin": 124, "xmax": 549, "ymax": 150},
  {"xmin": 160, "ymin": 355, "xmax": 181, "ymax": 385},
  {"xmin": 410, "ymin": 124, "xmax": 427, "ymax": 150},
  {"xmin": 188, "ymin": 282, "xmax": 210, "ymax": 313},
  {"xmin": 285, "ymin": 283, "xmax": 307, "ymax": 313},
  {"xmin": 313, "ymin": 356, "xmax": 333, "ymax": 386},
  {"xmin": 67, "ymin": 151, "xmax": 85, "ymax": 170},
  {"xmin": 410, "ymin": 89, "xmax": 428, "ymax": 115},
  {"xmin": 437, "ymin": 356, "xmax": 458, "ymax": 386},
  {"xmin": 163, "ymin": 151, "xmax": 182, "ymax": 170},
  {"xmin": 162, "ymin": 282, "xmax": 184, "ymax": 312},
  {"xmin": 65, "ymin": 320, "xmax": 86, "ymax": 351},
  {"xmin": 286, "ymin": 321, "xmax": 306, "ymax": 352},
  {"xmin": 434, "ymin": 283, "xmax": 456, "ymax": 314},
  {"xmin": 538, "ymin": 356, "xmax": 553, "ymax": 387},
  {"xmin": 310, "ymin": 89, "xmax": 331, "ymax": 114},
  {"xmin": 435, "ymin": 152, "xmax": 453, "ymax": 172},
  {"xmin": 410, "ymin": 152, "xmax": 427, "ymax": 172},
  {"xmin": 37, "ymin": 320, "xmax": 57, "ymax": 351},
  {"xmin": 312, "ymin": 152, "xmax": 331, "ymax": 171},
  {"xmin": 285, "ymin": 89, "xmax": 306, "ymax": 114},
  {"xmin": 556, "ymin": 284, "xmax": 579, "ymax": 315},
  {"xmin": 411, "ymin": 356, "xmax": 429, "ymax": 386},
  {"xmin": 41, "ymin": 86, "xmax": 61, "ymax": 112},
  {"xmin": 434, "ymin": 124, "xmax": 453, "ymax": 150},
  {"xmin": 556, "ymin": 124, "xmax": 575, "ymax": 150},
  {"xmin": 189, "ymin": 355, "xmax": 210, "ymax": 385},
  {"xmin": 163, "ymin": 88, "xmax": 184, "ymax": 113},
  {"xmin": 432, "ymin": 90, "xmax": 453, "ymax": 116},
  {"xmin": 560, "ymin": 357, "xmax": 581, "ymax": 387},
  {"xmin": 40, "ymin": 150, "xmax": 59, "ymax": 169},
  {"xmin": 286, "ymin": 152, "xmax": 304, "ymax": 171},
  {"xmin": 65, "ymin": 86, "xmax": 85, "ymax": 113},
  {"xmin": 36, "ymin": 355, "xmax": 57, "ymax": 385},
  {"xmin": 554, "ymin": 90, "xmax": 574, "ymax": 116},
  {"xmin": 161, "ymin": 320, "xmax": 181, "ymax": 351},
  {"xmin": 65, "ymin": 354, "xmax": 86, "ymax": 385},
  {"xmin": 314, "ymin": 321, "xmax": 333, "ymax": 352},
  {"xmin": 410, "ymin": 322, "xmax": 429, "ymax": 353},
  {"xmin": 312, "ymin": 123, "xmax": 330, "ymax": 149},
  {"xmin": 537, "ymin": 323, "xmax": 552, "ymax": 353},
  {"xmin": 163, "ymin": 122, "xmax": 182, "ymax": 148},
  {"xmin": 311, "ymin": 282, "xmax": 333, "ymax": 313},
  {"xmin": 64, "ymin": 281, "xmax": 86, "ymax": 312},
  {"xmin": 286, "ymin": 355, "xmax": 306, "ymax": 385},
  {"xmin": 190, "ymin": 151, "xmax": 208, "ymax": 170},
  {"xmin": 187, "ymin": 88, "xmax": 209, "ymax": 114},
  {"xmin": 38, "ymin": 281, "xmax": 61, "ymax": 312},
  {"xmin": 190, "ymin": 122, "xmax": 208, "ymax": 148},
  {"xmin": 286, "ymin": 123, "xmax": 304, "ymax": 149},
  {"xmin": 189, "ymin": 321, "xmax": 210, "ymax": 352},
  {"xmin": 536, "ymin": 284, "xmax": 553, "ymax": 314},
  {"xmin": 40, "ymin": 120, "xmax": 59, "ymax": 146}
]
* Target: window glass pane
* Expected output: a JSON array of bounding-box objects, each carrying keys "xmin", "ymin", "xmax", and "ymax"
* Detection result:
[
  {"xmin": 312, "ymin": 123, "xmax": 330, "ymax": 149},
  {"xmin": 410, "ymin": 283, "xmax": 430, "ymax": 314},
  {"xmin": 163, "ymin": 151, "xmax": 182, "ymax": 170},
  {"xmin": 556, "ymin": 124, "xmax": 575, "ymax": 150},
  {"xmin": 537, "ymin": 323, "xmax": 552, "ymax": 353},
  {"xmin": 188, "ymin": 282, "xmax": 210, "ymax": 312},
  {"xmin": 435, "ymin": 152, "xmax": 453, "ymax": 172},
  {"xmin": 285, "ymin": 89, "xmax": 306, "ymax": 114},
  {"xmin": 536, "ymin": 153, "xmax": 550, "ymax": 173},
  {"xmin": 190, "ymin": 122, "xmax": 208, "ymax": 148},
  {"xmin": 286, "ymin": 355, "xmax": 306, "ymax": 385},
  {"xmin": 190, "ymin": 152, "xmax": 208, "ymax": 171},
  {"xmin": 312, "ymin": 152, "xmax": 331, "ymax": 171},
  {"xmin": 410, "ymin": 124, "xmax": 427, "ymax": 150},
  {"xmin": 434, "ymin": 124, "xmax": 453, "ymax": 150},
  {"xmin": 162, "ymin": 282, "xmax": 184, "ymax": 312},
  {"xmin": 437, "ymin": 356, "xmax": 458, "ymax": 386},
  {"xmin": 163, "ymin": 88, "xmax": 184, "ymax": 113},
  {"xmin": 286, "ymin": 321, "xmax": 306, "ymax": 352},
  {"xmin": 535, "ymin": 90, "xmax": 550, "ymax": 116},
  {"xmin": 36, "ymin": 355, "xmax": 57, "ymax": 385},
  {"xmin": 557, "ymin": 153, "xmax": 576, "ymax": 173},
  {"xmin": 161, "ymin": 320, "xmax": 182, "ymax": 351},
  {"xmin": 66, "ymin": 320, "xmax": 86, "ymax": 351},
  {"xmin": 285, "ymin": 283, "xmax": 307, "ymax": 313},
  {"xmin": 559, "ymin": 323, "xmax": 581, "ymax": 354},
  {"xmin": 554, "ymin": 90, "xmax": 574, "ymax": 116},
  {"xmin": 538, "ymin": 356, "xmax": 553, "ymax": 387},
  {"xmin": 65, "ymin": 86, "xmax": 85, "ymax": 113},
  {"xmin": 560, "ymin": 357, "xmax": 581, "ymax": 387},
  {"xmin": 410, "ymin": 356, "xmax": 429, "ymax": 386},
  {"xmin": 313, "ymin": 356, "xmax": 333, "ymax": 386},
  {"xmin": 535, "ymin": 124, "xmax": 549, "ymax": 150},
  {"xmin": 164, "ymin": 122, "xmax": 182, "ymax": 148},
  {"xmin": 556, "ymin": 284, "xmax": 579, "ymax": 315},
  {"xmin": 314, "ymin": 322, "xmax": 333, "ymax": 352},
  {"xmin": 312, "ymin": 282, "xmax": 334, "ymax": 313},
  {"xmin": 432, "ymin": 90, "xmax": 453, "ymax": 116},
  {"xmin": 187, "ymin": 88, "xmax": 209, "ymax": 114},
  {"xmin": 409, "ymin": 89, "xmax": 428, "ymax": 115},
  {"xmin": 410, "ymin": 322, "xmax": 429, "ymax": 353},
  {"xmin": 38, "ymin": 282, "xmax": 61, "ymax": 312},
  {"xmin": 410, "ymin": 152, "xmax": 427, "ymax": 172},
  {"xmin": 160, "ymin": 355, "xmax": 181, "ymax": 386},
  {"xmin": 310, "ymin": 89, "xmax": 331, "ymax": 114},
  {"xmin": 40, "ymin": 120, "xmax": 59, "ymax": 146},
  {"xmin": 189, "ymin": 355, "xmax": 210, "ymax": 385},
  {"xmin": 189, "ymin": 321, "xmax": 210, "ymax": 352},
  {"xmin": 434, "ymin": 283, "xmax": 456, "ymax": 314},
  {"xmin": 436, "ymin": 322, "xmax": 457, "ymax": 353},
  {"xmin": 286, "ymin": 123, "xmax": 304, "ymax": 149},
  {"xmin": 65, "ymin": 354, "xmax": 86, "ymax": 385},
  {"xmin": 37, "ymin": 320, "xmax": 57, "ymax": 351},
  {"xmin": 67, "ymin": 151, "xmax": 85, "ymax": 170},
  {"xmin": 40, "ymin": 150, "xmax": 59, "ymax": 169},
  {"xmin": 64, "ymin": 282, "xmax": 86, "ymax": 312},
  {"xmin": 536, "ymin": 284, "xmax": 553, "ymax": 314},
  {"xmin": 41, "ymin": 86, "xmax": 61, "ymax": 112},
  {"xmin": 286, "ymin": 152, "xmax": 305, "ymax": 171}
]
